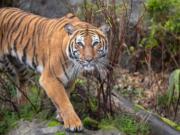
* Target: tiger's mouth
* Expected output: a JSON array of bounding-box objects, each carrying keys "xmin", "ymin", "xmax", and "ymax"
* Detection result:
[
  {"xmin": 83, "ymin": 64, "xmax": 95, "ymax": 71},
  {"xmin": 81, "ymin": 62, "xmax": 95, "ymax": 71}
]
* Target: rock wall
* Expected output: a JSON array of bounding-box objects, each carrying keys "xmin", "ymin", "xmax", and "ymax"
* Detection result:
[
  {"xmin": 14, "ymin": 0, "xmax": 72, "ymax": 17},
  {"xmin": 1, "ymin": 0, "xmax": 144, "ymax": 22}
]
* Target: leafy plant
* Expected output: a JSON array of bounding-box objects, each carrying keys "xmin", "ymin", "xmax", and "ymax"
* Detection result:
[
  {"xmin": 167, "ymin": 69, "xmax": 180, "ymax": 118},
  {"xmin": 83, "ymin": 117, "xmax": 99, "ymax": 130},
  {"xmin": 0, "ymin": 80, "xmax": 49, "ymax": 135},
  {"xmin": 157, "ymin": 93, "xmax": 169, "ymax": 108},
  {"xmin": 146, "ymin": 0, "xmax": 179, "ymax": 23},
  {"xmin": 0, "ymin": 111, "xmax": 18, "ymax": 134},
  {"xmin": 55, "ymin": 131, "xmax": 66, "ymax": 135},
  {"xmin": 48, "ymin": 120, "xmax": 61, "ymax": 127},
  {"xmin": 167, "ymin": 69, "xmax": 180, "ymax": 105},
  {"xmin": 99, "ymin": 114, "xmax": 150, "ymax": 135},
  {"xmin": 140, "ymin": 0, "xmax": 180, "ymax": 70}
]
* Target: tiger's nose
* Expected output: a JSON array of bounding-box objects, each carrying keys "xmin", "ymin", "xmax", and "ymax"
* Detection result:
[{"xmin": 86, "ymin": 57, "xmax": 93, "ymax": 63}]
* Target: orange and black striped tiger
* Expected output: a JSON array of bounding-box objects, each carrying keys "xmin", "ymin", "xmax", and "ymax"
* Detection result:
[{"xmin": 0, "ymin": 7, "xmax": 109, "ymax": 132}]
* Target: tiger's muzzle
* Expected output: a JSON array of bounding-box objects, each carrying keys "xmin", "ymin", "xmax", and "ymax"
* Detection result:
[{"xmin": 81, "ymin": 60, "xmax": 95, "ymax": 71}]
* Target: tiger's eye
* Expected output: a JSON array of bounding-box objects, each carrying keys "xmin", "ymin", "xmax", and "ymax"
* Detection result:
[
  {"xmin": 93, "ymin": 41, "xmax": 99, "ymax": 47},
  {"xmin": 77, "ymin": 42, "xmax": 84, "ymax": 47}
]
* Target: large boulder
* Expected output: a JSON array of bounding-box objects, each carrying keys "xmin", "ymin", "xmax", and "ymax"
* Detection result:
[
  {"xmin": 14, "ymin": 0, "xmax": 72, "ymax": 17},
  {"xmin": 8, "ymin": 119, "xmax": 123, "ymax": 135}
]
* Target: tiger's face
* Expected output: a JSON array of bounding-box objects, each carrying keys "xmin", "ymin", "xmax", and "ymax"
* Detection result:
[{"xmin": 65, "ymin": 24, "xmax": 109, "ymax": 73}]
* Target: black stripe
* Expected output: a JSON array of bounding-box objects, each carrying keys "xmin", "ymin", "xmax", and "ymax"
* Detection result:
[
  {"xmin": 32, "ymin": 45, "xmax": 37, "ymax": 68},
  {"xmin": 4, "ymin": 61, "xmax": 9, "ymax": 67},
  {"xmin": 0, "ymin": 8, "xmax": 8, "ymax": 14},
  {"xmin": 13, "ymin": 30, "xmax": 22, "ymax": 58},
  {"xmin": 42, "ymin": 53, "xmax": 46, "ymax": 67},
  {"xmin": 31, "ymin": 18, "xmax": 42, "ymax": 69},
  {"xmin": 52, "ymin": 18, "xmax": 64, "ymax": 31},
  {"xmin": 54, "ymin": 20, "xmax": 67, "ymax": 31},
  {"xmin": 47, "ymin": 21, "xmax": 57, "ymax": 38},
  {"xmin": 60, "ymin": 58, "xmax": 69, "ymax": 80},
  {"xmin": 6, "ymin": 67, "xmax": 16, "ymax": 77},
  {"xmin": 50, "ymin": 64, "xmax": 57, "ymax": 79},
  {"xmin": 32, "ymin": 55, "xmax": 37, "ymax": 69},
  {"xmin": 68, "ymin": 43, "xmax": 75, "ymax": 59},
  {"xmin": 39, "ymin": 21, "xmax": 47, "ymax": 38},
  {"xmin": 23, "ymin": 17, "xmax": 37, "ymax": 36},
  {"xmin": 4, "ymin": 11, "xmax": 20, "ymax": 27},
  {"xmin": 4, "ymin": 12, "xmax": 21, "ymax": 49},
  {"xmin": 60, "ymin": 39, "xmax": 68, "ymax": 66},
  {"xmin": 7, "ymin": 13, "xmax": 24, "ymax": 41},
  {"xmin": 56, "ymin": 76, "xmax": 64, "ymax": 85},
  {"xmin": 18, "ymin": 66, "xmax": 26, "ymax": 73},
  {"xmin": 21, "ymin": 69, "xmax": 29, "ymax": 76},
  {"xmin": 7, "ymin": 12, "xmax": 22, "ymax": 29},
  {"xmin": 10, "ymin": 14, "xmax": 29, "ymax": 35},
  {"xmin": 0, "ymin": 33, "xmax": 3, "ymax": 50},
  {"xmin": 36, "ymin": 19, "xmax": 45, "ymax": 43},
  {"xmin": 8, "ymin": 14, "xmax": 28, "ymax": 50},
  {"xmin": 22, "ymin": 38, "xmax": 30, "ymax": 64},
  {"xmin": 35, "ymin": 55, "xmax": 39, "ymax": 67},
  {"xmin": 0, "ymin": 10, "xmax": 15, "ymax": 28}
]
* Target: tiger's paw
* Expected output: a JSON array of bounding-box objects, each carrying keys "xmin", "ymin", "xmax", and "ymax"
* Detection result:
[{"xmin": 61, "ymin": 111, "xmax": 83, "ymax": 132}]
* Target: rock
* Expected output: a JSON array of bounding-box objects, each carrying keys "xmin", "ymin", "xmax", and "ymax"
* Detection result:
[
  {"xmin": 8, "ymin": 119, "xmax": 123, "ymax": 135},
  {"xmin": 14, "ymin": 0, "xmax": 70, "ymax": 17}
]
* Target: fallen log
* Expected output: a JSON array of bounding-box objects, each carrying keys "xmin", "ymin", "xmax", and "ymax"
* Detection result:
[{"xmin": 111, "ymin": 91, "xmax": 180, "ymax": 135}]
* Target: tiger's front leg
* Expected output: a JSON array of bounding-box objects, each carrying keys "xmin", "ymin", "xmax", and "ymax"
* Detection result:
[{"xmin": 39, "ymin": 70, "xmax": 83, "ymax": 132}]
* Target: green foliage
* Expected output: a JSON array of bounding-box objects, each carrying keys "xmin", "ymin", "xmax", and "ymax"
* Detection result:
[
  {"xmin": 157, "ymin": 93, "xmax": 169, "ymax": 108},
  {"xmin": 72, "ymin": 78, "xmax": 99, "ymax": 117},
  {"xmin": 55, "ymin": 131, "xmax": 66, "ymax": 135},
  {"xmin": 167, "ymin": 69, "xmax": 180, "ymax": 106},
  {"xmin": 0, "ymin": 83, "xmax": 49, "ymax": 134},
  {"xmin": 99, "ymin": 115, "xmax": 150, "ymax": 135},
  {"xmin": 48, "ymin": 120, "xmax": 61, "ymax": 127},
  {"xmin": 88, "ymin": 96, "xmax": 98, "ymax": 112},
  {"xmin": 141, "ymin": 0, "xmax": 180, "ymax": 58},
  {"xmin": 146, "ymin": 0, "xmax": 179, "ymax": 23},
  {"xmin": 74, "ymin": 78, "xmax": 86, "ymax": 86},
  {"xmin": 157, "ymin": 69, "xmax": 180, "ymax": 123},
  {"xmin": 0, "ymin": 111, "xmax": 18, "ymax": 134},
  {"xmin": 76, "ymin": 1, "xmax": 98, "ymax": 20},
  {"xmin": 99, "ymin": 117, "xmax": 119, "ymax": 131},
  {"xmin": 140, "ymin": 24, "xmax": 158, "ymax": 49},
  {"xmin": 83, "ymin": 117, "xmax": 99, "ymax": 130},
  {"xmin": 6, "ymin": 80, "xmax": 17, "ymax": 96},
  {"xmin": 116, "ymin": 86, "xmax": 145, "ymax": 101},
  {"xmin": 0, "ymin": 99, "xmax": 38, "ymax": 134},
  {"xmin": 29, "ymin": 85, "xmax": 42, "ymax": 109}
]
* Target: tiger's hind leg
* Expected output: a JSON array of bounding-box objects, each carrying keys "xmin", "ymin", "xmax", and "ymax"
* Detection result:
[
  {"xmin": 16, "ymin": 68, "xmax": 31, "ymax": 105},
  {"xmin": 7, "ymin": 56, "xmax": 33, "ymax": 105},
  {"xmin": 0, "ymin": 56, "xmax": 21, "ymax": 103}
]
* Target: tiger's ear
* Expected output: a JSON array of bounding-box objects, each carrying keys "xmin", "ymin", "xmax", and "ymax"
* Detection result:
[
  {"xmin": 99, "ymin": 24, "xmax": 110, "ymax": 35},
  {"xmin": 64, "ymin": 23, "xmax": 75, "ymax": 35}
]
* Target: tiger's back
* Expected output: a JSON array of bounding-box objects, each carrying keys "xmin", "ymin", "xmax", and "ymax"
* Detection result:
[{"xmin": 0, "ymin": 8, "xmax": 78, "ymax": 72}]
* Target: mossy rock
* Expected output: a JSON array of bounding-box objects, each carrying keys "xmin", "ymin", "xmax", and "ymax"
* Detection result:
[
  {"xmin": 48, "ymin": 120, "xmax": 61, "ymax": 127},
  {"xmin": 83, "ymin": 117, "xmax": 99, "ymax": 130},
  {"xmin": 55, "ymin": 131, "xmax": 66, "ymax": 135}
]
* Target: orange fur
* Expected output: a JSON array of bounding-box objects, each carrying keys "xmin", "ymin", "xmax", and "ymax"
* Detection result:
[{"xmin": 0, "ymin": 7, "xmax": 109, "ymax": 132}]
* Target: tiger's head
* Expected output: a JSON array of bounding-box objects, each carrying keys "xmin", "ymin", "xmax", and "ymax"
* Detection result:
[{"xmin": 65, "ymin": 23, "xmax": 109, "ymax": 75}]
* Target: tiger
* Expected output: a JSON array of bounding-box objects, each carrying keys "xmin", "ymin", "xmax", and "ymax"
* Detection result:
[{"xmin": 0, "ymin": 7, "xmax": 109, "ymax": 132}]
